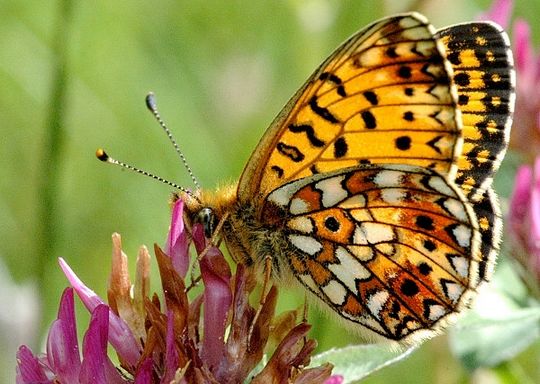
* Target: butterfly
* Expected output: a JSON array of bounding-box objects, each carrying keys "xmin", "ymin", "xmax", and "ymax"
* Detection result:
[{"xmin": 181, "ymin": 12, "xmax": 515, "ymax": 344}]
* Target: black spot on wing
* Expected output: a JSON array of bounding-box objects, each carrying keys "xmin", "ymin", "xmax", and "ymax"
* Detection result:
[
  {"xmin": 288, "ymin": 123, "xmax": 325, "ymax": 147},
  {"xmin": 271, "ymin": 165, "xmax": 284, "ymax": 178},
  {"xmin": 320, "ymin": 71, "xmax": 347, "ymax": 97},
  {"xmin": 403, "ymin": 111, "xmax": 414, "ymax": 121},
  {"xmin": 416, "ymin": 215, "xmax": 435, "ymax": 231},
  {"xmin": 401, "ymin": 279, "xmax": 419, "ymax": 296},
  {"xmin": 334, "ymin": 137, "xmax": 348, "ymax": 158},
  {"xmin": 277, "ymin": 142, "xmax": 305, "ymax": 162},
  {"xmin": 398, "ymin": 65, "xmax": 412, "ymax": 78},
  {"xmin": 309, "ymin": 96, "xmax": 339, "ymax": 123},
  {"xmin": 417, "ymin": 262, "xmax": 432, "ymax": 275},
  {"xmin": 361, "ymin": 111, "xmax": 377, "ymax": 129},
  {"xmin": 363, "ymin": 91, "xmax": 379, "ymax": 105},
  {"xmin": 423, "ymin": 239, "xmax": 436, "ymax": 252},
  {"xmin": 395, "ymin": 136, "xmax": 411, "ymax": 150}
]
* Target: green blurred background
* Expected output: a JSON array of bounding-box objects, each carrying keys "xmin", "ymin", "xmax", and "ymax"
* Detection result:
[{"xmin": 1, "ymin": 0, "xmax": 539, "ymax": 382}]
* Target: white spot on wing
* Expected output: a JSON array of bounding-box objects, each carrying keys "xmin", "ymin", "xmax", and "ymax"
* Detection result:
[
  {"xmin": 428, "ymin": 175, "xmax": 454, "ymax": 196},
  {"xmin": 321, "ymin": 280, "xmax": 347, "ymax": 306},
  {"xmin": 287, "ymin": 216, "xmax": 314, "ymax": 234},
  {"xmin": 315, "ymin": 176, "xmax": 348, "ymax": 207},
  {"xmin": 430, "ymin": 84, "xmax": 453, "ymax": 103},
  {"xmin": 362, "ymin": 222, "xmax": 395, "ymax": 244},
  {"xmin": 290, "ymin": 198, "xmax": 310, "ymax": 215},
  {"xmin": 414, "ymin": 40, "xmax": 436, "ymax": 56},
  {"xmin": 402, "ymin": 26, "xmax": 431, "ymax": 40},
  {"xmin": 289, "ymin": 234, "xmax": 322, "ymax": 255},
  {"xmin": 349, "ymin": 208, "xmax": 372, "ymax": 222},
  {"xmin": 367, "ymin": 290, "xmax": 389, "ymax": 319},
  {"xmin": 374, "ymin": 170, "xmax": 405, "ymax": 188},
  {"xmin": 399, "ymin": 15, "xmax": 423, "ymax": 29},
  {"xmin": 375, "ymin": 243, "xmax": 396, "ymax": 256},
  {"xmin": 352, "ymin": 225, "xmax": 368, "ymax": 244},
  {"xmin": 381, "ymin": 188, "xmax": 406, "ymax": 204},
  {"xmin": 339, "ymin": 194, "xmax": 366, "ymax": 208},
  {"xmin": 443, "ymin": 198, "xmax": 468, "ymax": 222},
  {"xmin": 450, "ymin": 255, "xmax": 469, "ymax": 278},
  {"xmin": 347, "ymin": 245, "xmax": 375, "ymax": 261},
  {"xmin": 444, "ymin": 281, "xmax": 464, "ymax": 303},
  {"xmin": 427, "ymin": 303, "xmax": 446, "ymax": 321},
  {"xmin": 268, "ymin": 184, "xmax": 298, "ymax": 207},
  {"xmin": 299, "ymin": 274, "xmax": 318, "ymax": 292},
  {"xmin": 329, "ymin": 247, "xmax": 371, "ymax": 291},
  {"xmin": 452, "ymin": 225, "xmax": 472, "ymax": 247}
]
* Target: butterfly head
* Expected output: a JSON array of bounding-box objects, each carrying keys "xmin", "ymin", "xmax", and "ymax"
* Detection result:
[
  {"xmin": 177, "ymin": 183, "xmax": 237, "ymax": 239},
  {"xmin": 195, "ymin": 207, "xmax": 217, "ymax": 238}
]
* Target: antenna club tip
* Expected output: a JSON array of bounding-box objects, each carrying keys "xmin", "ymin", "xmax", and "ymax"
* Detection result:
[
  {"xmin": 145, "ymin": 92, "xmax": 157, "ymax": 112},
  {"xmin": 96, "ymin": 148, "xmax": 109, "ymax": 162}
]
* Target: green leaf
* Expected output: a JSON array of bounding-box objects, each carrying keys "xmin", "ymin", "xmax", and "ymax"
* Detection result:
[
  {"xmin": 449, "ymin": 305, "xmax": 540, "ymax": 370},
  {"xmin": 310, "ymin": 343, "xmax": 417, "ymax": 383}
]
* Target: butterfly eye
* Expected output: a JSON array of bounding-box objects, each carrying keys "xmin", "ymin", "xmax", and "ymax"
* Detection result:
[{"xmin": 196, "ymin": 208, "xmax": 216, "ymax": 239}]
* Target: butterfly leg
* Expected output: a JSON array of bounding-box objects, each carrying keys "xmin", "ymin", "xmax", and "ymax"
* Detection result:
[
  {"xmin": 302, "ymin": 292, "xmax": 309, "ymax": 324},
  {"xmin": 248, "ymin": 255, "xmax": 273, "ymax": 343},
  {"xmin": 186, "ymin": 211, "xmax": 231, "ymax": 287}
]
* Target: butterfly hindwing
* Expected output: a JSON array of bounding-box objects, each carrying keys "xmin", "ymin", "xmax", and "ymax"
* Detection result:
[
  {"xmin": 239, "ymin": 13, "xmax": 462, "ymax": 206},
  {"xmin": 436, "ymin": 22, "xmax": 515, "ymax": 201},
  {"xmin": 263, "ymin": 164, "xmax": 480, "ymax": 341}
]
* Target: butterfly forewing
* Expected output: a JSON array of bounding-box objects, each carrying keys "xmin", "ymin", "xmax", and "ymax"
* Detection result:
[
  {"xmin": 263, "ymin": 164, "xmax": 480, "ymax": 341},
  {"xmin": 437, "ymin": 22, "xmax": 515, "ymax": 201},
  {"xmin": 238, "ymin": 13, "xmax": 462, "ymax": 206},
  {"xmin": 436, "ymin": 22, "xmax": 514, "ymax": 284}
]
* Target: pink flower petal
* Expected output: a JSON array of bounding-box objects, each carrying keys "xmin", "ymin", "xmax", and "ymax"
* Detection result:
[
  {"xmin": 513, "ymin": 20, "xmax": 533, "ymax": 74},
  {"xmin": 166, "ymin": 199, "xmax": 191, "ymax": 277},
  {"xmin": 529, "ymin": 158, "xmax": 540, "ymax": 272},
  {"xmin": 16, "ymin": 345, "xmax": 51, "ymax": 384},
  {"xmin": 80, "ymin": 305, "xmax": 128, "ymax": 384},
  {"xmin": 479, "ymin": 0, "xmax": 513, "ymax": 28},
  {"xmin": 46, "ymin": 288, "xmax": 81, "ymax": 382},
  {"xmin": 509, "ymin": 165, "xmax": 533, "ymax": 238},
  {"xmin": 193, "ymin": 224, "xmax": 232, "ymax": 372},
  {"xmin": 161, "ymin": 310, "xmax": 180, "ymax": 383},
  {"xmin": 59, "ymin": 258, "xmax": 141, "ymax": 366},
  {"xmin": 192, "ymin": 223, "xmax": 206, "ymax": 254},
  {"xmin": 200, "ymin": 245, "xmax": 232, "ymax": 371},
  {"xmin": 134, "ymin": 358, "xmax": 154, "ymax": 384},
  {"xmin": 324, "ymin": 374, "xmax": 344, "ymax": 384}
]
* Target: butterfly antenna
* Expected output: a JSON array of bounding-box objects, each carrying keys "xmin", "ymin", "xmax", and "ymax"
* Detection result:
[
  {"xmin": 96, "ymin": 148, "xmax": 201, "ymax": 203},
  {"xmin": 145, "ymin": 92, "xmax": 201, "ymax": 191}
]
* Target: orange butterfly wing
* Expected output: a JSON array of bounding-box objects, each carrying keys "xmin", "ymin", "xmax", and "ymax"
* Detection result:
[
  {"xmin": 263, "ymin": 164, "xmax": 480, "ymax": 341},
  {"xmin": 238, "ymin": 13, "xmax": 462, "ymax": 207}
]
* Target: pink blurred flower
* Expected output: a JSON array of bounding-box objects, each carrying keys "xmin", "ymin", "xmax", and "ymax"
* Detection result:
[
  {"xmin": 510, "ymin": 18, "xmax": 540, "ymax": 160},
  {"xmin": 479, "ymin": 0, "xmax": 513, "ymax": 28},
  {"xmin": 325, "ymin": 375, "xmax": 345, "ymax": 384},
  {"xmin": 509, "ymin": 158, "xmax": 540, "ymax": 282}
]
